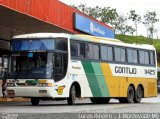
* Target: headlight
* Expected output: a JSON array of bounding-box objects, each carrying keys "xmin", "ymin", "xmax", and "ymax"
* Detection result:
[
  {"xmin": 7, "ymin": 83, "xmax": 16, "ymax": 87},
  {"xmin": 38, "ymin": 83, "xmax": 52, "ymax": 87}
]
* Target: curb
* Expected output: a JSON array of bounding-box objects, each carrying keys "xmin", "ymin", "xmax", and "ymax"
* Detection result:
[{"xmin": 0, "ymin": 97, "xmax": 30, "ymax": 102}]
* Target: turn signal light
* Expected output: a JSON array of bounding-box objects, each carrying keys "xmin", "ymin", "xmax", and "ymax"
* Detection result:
[{"xmin": 38, "ymin": 83, "xmax": 52, "ymax": 87}]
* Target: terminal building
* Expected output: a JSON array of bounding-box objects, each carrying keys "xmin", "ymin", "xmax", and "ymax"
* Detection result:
[{"xmin": 0, "ymin": 0, "xmax": 114, "ymax": 78}]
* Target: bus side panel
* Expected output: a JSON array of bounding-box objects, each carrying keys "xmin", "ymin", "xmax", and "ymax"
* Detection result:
[
  {"xmin": 146, "ymin": 78, "xmax": 157, "ymax": 97},
  {"xmin": 81, "ymin": 61, "xmax": 110, "ymax": 97},
  {"xmin": 79, "ymin": 61, "xmax": 157, "ymax": 98},
  {"xmin": 109, "ymin": 63, "xmax": 157, "ymax": 98},
  {"xmin": 123, "ymin": 77, "xmax": 157, "ymax": 97},
  {"xmin": 69, "ymin": 60, "xmax": 93, "ymax": 97},
  {"xmin": 101, "ymin": 63, "xmax": 120, "ymax": 97}
]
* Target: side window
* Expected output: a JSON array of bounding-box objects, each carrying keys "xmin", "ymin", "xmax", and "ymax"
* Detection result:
[
  {"xmin": 133, "ymin": 50, "xmax": 138, "ymax": 63},
  {"xmin": 101, "ymin": 45, "xmax": 113, "ymax": 61},
  {"xmin": 71, "ymin": 42, "xmax": 85, "ymax": 58},
  {"xmin": 86, "ymin": 44, "xmax": 93, "ymax": 59},
  {"xmin": 86, "ymin": 44, "xmax": 99, "ymax": 60},
  {"xmin": 93, "ymin": 45, "xmax": 99, "ymax": 60},
  {"xmin": 127, "ymin": 49, "xmax": 138, "ymax": 64},
  {"xmin": 139, "ymin": 50, "xmax": 149, "ymax": 65},
  {"xmin": 115, "ymin": 47, "xmax": 126, "ymax": 62},
  {"xmin": 108, "ymin": 47, "xmax": 113, "ymax": 61},
  {"xmin": 150, "ymin": 52, "xmax": 155, "ymax": 65},
  {"xmin": 121, "ymin": 48, "xmax": 126, "ymax": 62},
  {"xmin": 127, "ymin": 49, "xmax": 133, "ymax": 63},
  {"xmin": 114, "ymin": 47, "xmax": 121, "ymax": 62},
  {"xmin": 56, "ymin": 38, "xmax": 67, "ymax": 51},
  {"xmin": 101, "ymin": 46, "xmax": 108, "ymax": 61},
  {"xmin": 139, "ymin": 50, "xmax": 145, "ymax": 64},
  {"xmin": 144, "ymin": 51, "xmax": 149, "ymax": 64}
]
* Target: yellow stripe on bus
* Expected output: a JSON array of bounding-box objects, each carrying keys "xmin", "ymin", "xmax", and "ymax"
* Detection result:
[
  {"xmin": 100, "ymin": 63, "xmax": 118, "ymax": 97},
  {"xmin": 100, "ymin": 63, "xmax": 157, "ymax": 97}
]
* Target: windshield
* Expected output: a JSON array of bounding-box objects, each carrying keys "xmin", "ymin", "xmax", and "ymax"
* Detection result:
[
  {"xmin": 9, "ymin": 37, "xmax": 68, "ymax": 80},
  {"xmin": 12, "ymin": 38, "xmax": 67, "ymax": 51},
  {"xmin": 9, "ymin": 52, "xmax": 53, "ymax": 79}
]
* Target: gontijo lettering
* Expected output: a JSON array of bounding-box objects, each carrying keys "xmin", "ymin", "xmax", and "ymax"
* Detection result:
[{"xmin": 115, "ymin": 66, "xmax": 137, "ymax": 74}]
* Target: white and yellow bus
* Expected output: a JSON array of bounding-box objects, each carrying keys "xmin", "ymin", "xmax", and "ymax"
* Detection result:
[{"xmin": 7, "ymin": 33, "xmax": 157, "ymax": 105}]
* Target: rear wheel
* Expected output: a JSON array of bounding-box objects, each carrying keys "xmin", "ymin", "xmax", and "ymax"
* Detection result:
[
  {"xmin": 134, "ymin": 86, "xmax": 143, "ymax": 103},
  {"xmin": 67, "ymin": 85, "xmax": 76, "ymax": 105},
  {"xmin": 31, "ymin": 98, "xmax": 40, "ymax": 106},
  {"xmin": 127, "ymin": 86, "xmax": 134, "ymax": 103},
  {"xmin": 90, "ymin": 98, "xmax": 110, "ymax": 104},
  {"xmin": 119, "ymin": 86, "xmax": 134, "ymax": 103}
]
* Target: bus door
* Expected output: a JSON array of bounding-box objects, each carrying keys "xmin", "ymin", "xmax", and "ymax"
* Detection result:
[{"xmin": 53, "ymin": 53, "xmax": 64, "ymax": 81}]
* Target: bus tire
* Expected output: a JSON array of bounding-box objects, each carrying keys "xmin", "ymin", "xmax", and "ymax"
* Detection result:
[
  {"xmin": 126, "ymin": 85, "xmax": 134, "ymax": 103},
  {"xmin": 31, "ymin": 98, "xmax": 40, "ymax": 106},
  {"xmin": 67, "ymin": 85, "xmax": 76, "ymax": 105},
  {"xmin": 90, "ymin": 98, "xmax": 110, "ymax": 104},
  {"xmin": 119, "ymin": 86, "xmax": 134, "ymax": 103},
  {"xmin": 134, "ymin": 86, "xmax": 143, "ymax": 103}
]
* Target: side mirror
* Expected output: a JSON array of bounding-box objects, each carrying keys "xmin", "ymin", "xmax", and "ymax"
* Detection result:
[
  {"xmin": 2, "ymin": 56, "xmax": 8, "ymax": 69},
  {"xmin": 0, "ymin": 57, "xmax": 2, "ymax": 76},
  {"xmin": 0, "ymin": 57, "xmax": 2, "ymax": 68}
]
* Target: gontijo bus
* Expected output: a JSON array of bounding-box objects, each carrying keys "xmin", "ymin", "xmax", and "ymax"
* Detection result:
[{"xmin": 7, "ymin": 33, "xmax": 157, "ymax": 105}]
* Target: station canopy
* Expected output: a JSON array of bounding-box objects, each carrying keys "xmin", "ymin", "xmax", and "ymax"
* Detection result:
[{"xmin": 0, "ymin": 5, "xmax": 73, "ymax": 41}]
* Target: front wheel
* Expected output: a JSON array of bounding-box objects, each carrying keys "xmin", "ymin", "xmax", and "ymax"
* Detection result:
[
  {"xmin": 67, "ymin": 85, "xmax": 76, "ymax": 105},
  {"xmin": 31, "ymin": 98, "xmax": 40, "ymax": 106},
  {"xmin": 134, "ymin": 86, "xmax": 143, "ymax": 103}
]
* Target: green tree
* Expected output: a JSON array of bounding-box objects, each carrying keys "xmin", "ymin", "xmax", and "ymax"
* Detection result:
[
  {"xmin": 87, "ymin": 6, "xmax": 101, "ymax": 19},
  {"xmin": 100, "ymin": 7, "xmax": 118, "ymax": 24},
  {"xmin": 126, "ymin": 26, "xmax": 136, "ymax": 35},
  {"xmin": 143, "ymin": 11, "xmax": 159, "ymax": 39},
  {"xmin": 128, "ymin": 10, "xmax": 141, "ymax": 36},
  {"xmin": 99, "ymin": 7, "xmax": 118, "ymax": 33},
  {"xmin": 74, "ymin": 4, "xmax": 88, "ymax": 14},
  {"xmin": 116, "ymin": 15, "xmax": 135, "ymax": 35},
  {"xmin": 112, "ymin": 19, "xmax": 119, "ymax": 34},
  {"xmin": 71, "ymin": 4, "xmax": 101, "ymax": 19}
]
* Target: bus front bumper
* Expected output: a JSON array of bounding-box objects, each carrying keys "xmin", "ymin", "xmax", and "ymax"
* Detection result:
[{"xmin": 7, "ymin": 87, "xmax": 55, "ymax": 98}]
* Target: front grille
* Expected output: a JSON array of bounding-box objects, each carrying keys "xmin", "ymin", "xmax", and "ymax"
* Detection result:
[
  {"xmin": 25, "ymin": 83, "xmax": 37, "ymax": 86},
  {"xmin": 16, "ymin": 83, "xmax": 37, "ymax": 86},
  {"xmin": 16, "ymin": 83, "xmax": 25, "ymax": 86}
]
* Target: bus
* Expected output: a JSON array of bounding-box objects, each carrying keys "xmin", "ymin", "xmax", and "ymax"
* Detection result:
[{"xmin": 7, "ymin": 33, "xmax": 157, "ymax": 105}]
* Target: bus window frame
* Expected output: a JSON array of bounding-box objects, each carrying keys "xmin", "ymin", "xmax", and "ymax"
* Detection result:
[
  {"xmin": 114, "ymin": 46, "xmax": 126, "ymax": 63},
  {"xmin": 70, "ymin": 40, "xmax": 85, "ymax": 59},
  {"xmin": 100, "ymin": 44, "xmax": 114, "ymax": 62},
  {"xmin": 70, "ymin": 39, "xmax": 156, "ymax": 67}
]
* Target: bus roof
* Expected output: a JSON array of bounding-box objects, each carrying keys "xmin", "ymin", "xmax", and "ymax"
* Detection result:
[
  {"xmin": 71, "ymin": 34, "xmax": 155, "ymax": 51},
  {"xmin": 13, "ymin": 33, "xmax": 155, "ymax": 51},
  {"xmin": 13, "ymin": 33, "xmax": 69, "ymax": 39}
]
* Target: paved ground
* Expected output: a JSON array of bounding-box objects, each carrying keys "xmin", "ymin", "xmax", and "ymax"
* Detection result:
[
  {"xmin": 0, "ymin": 84, "xmax": 160, "ymax": 119},
  {"xmin": 0, "ymin": 94, "xmax": 160, "ymax": 119},
  {"xmin": 0, "ymin": 97, "xmax": 160, "ymax": 113}
]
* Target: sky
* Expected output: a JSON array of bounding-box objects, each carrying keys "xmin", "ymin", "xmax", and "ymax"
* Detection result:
[{"xmin": 59, "ymin": 0, "xmax": 160, "ymax": 38}]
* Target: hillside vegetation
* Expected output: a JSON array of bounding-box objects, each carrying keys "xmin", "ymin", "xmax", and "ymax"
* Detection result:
[{"xmin": 116, "ymin": 34, "xmax": 160, "ymax": 54}]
